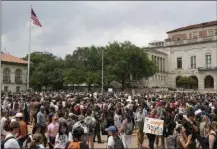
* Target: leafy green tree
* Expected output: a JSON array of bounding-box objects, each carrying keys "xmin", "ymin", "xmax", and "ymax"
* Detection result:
[
  {"xmin": 106, "ymin": 41, "xmax": 157, "ymax": 90},
  {"xmin": 177, "ymin": 76, "xmax": 197, "ymax": 89},
  {"xmin": 23, "ymin": 52, "xmax": 64, "ymax": 90}
]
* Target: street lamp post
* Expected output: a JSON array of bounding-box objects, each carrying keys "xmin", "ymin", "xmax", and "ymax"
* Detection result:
[{"xmin": 101, "ymin": 47, "xmax": 104, "ymax": 95}]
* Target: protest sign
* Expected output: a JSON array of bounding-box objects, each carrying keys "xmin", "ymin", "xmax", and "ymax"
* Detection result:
[
  {"xmin": 108, "ymin": 88, "xmax": 113, "ymax": 93},
  {"xmin": 143, "ymin": 117, "xmax": 164, "ymax": 135}
]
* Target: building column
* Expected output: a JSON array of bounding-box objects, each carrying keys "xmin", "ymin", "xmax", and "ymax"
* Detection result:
[{"xmin": 160, "ymin": 58, "xmax": 163, "ymax": 72}]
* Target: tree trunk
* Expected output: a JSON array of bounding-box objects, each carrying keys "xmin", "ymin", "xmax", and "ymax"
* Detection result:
[
  {"xmin": 121, "ymin": 79, "xmax": 125, "ymax": 91},
  {"xmin": 88, "ymin": 84, "xmax": 91, "ymax": 92}
]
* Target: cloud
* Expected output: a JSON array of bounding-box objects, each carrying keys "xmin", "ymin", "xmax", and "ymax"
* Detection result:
[{"xmin": 2, "ymin": 1, "xmax": 217, "ymax": 58}]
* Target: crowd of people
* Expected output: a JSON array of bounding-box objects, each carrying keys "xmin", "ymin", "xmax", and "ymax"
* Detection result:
[{"xmin": 1, "ymin": 91, "xmax": 217, "ymax": 149}]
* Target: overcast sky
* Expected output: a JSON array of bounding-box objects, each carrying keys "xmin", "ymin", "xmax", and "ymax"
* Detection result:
[{"xmin": 2, "ymin": 1, "xmax": 217, "ymax": 58}]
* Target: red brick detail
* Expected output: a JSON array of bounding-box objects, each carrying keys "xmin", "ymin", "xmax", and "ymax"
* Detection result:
[
  {"xmin": 171, "ymin": 33, "xmax": 187, "ymax": 40},
  {"xmin": 199, "ymin": 30, "xmax": 207, "ymax": 38},
  {"xmin": 167, "ymin": 20, "xmax": 217, "ymax": 33}
]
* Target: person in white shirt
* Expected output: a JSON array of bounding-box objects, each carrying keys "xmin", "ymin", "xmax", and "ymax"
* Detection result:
[
  {"xmin": 55, "ymin": 122, "xmax": 72, "ymax": 148},
  {"xmin": 72, "ymin": 115, "xmax": 88, "ymax": 143},
  {"xmin": 3, "ymin": 120, "xmax": 20, "ymax": 149},
  {"xmin": 136, "ymin": 107, "xmax": 145, "ymax": 148},
  {"xmin": 106, "ymin": 126, "xmax": 124, "ymax": 149},
  {"xmin": 1, "ymin": 110, "xmax": 8, "ymax": 140}
]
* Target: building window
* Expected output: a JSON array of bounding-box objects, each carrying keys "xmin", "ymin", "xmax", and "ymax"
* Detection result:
[
  {"xmin": 16, "ymin": 86, "xmax": 20, "ymax": 92},
  {"xmin": 193, "ymin": 32, "xmax": 198, "ymax": 38},
  {"xmin": 3, "ymin": 68, "xmax": 11, "ymax": 83},
  {"xmin": 205, "ymin": 55, "xmax": 211, "ymax": 68},
  {"xmin": 191, "ymin": 56, "xmax": 196, "ymax": 69},
  {"xmin": 208, "ymin": 29, "xmax": 213, "ymax": 36},
  {"xmin": 4, "ymin": 86, "xmax": 8, "ymax": 92},
  {"xmin": 15, "ymin": 69, "xmax": 22, "ymax": 83},
  {"xmin": 177, "ymin": 57, "xmax": 182, "ymax": 69}
]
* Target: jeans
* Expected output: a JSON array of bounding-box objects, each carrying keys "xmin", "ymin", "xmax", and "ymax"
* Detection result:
[
  {"xmin": 49, "ymin": 137, "xmax": 56, "ymax": 149},
  {"xmin": 147, "ymin": 133, "xmax": 156, "ymax": 149}
]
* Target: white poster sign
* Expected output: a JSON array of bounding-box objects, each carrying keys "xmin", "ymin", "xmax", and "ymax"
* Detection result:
[
  {"xmin": 143, "ymin": 117, "xmax": 164, "ymax": 135},
  {"xmin": 108, "ymin": 88, "xmax": 113, "ymax": 93}
]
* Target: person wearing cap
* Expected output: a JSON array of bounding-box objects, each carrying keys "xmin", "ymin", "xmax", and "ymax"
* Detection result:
[
  {"xmin": 3, "ymin": 121, "xmax": 21, "ymax": 149},
  {"xmin": 15, "ymin": 112, "xmax": 28, "ymax": 148},
  {"xmin": 106, "ymin": 126, "xmax": 124, "ymax": 149}
]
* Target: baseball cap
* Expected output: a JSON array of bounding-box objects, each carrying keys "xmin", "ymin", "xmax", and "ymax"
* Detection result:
[
  {"xmin": 105, "ymin": 126, "xmax": 117, "ymax": 133},
  {"xmin": 15, "ymin": 113, "xmax": 23, "ymax": 118}
]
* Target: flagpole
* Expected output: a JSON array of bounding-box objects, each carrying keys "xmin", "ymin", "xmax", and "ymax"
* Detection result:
[
  {"xmin": 27, "ymin": 5, "xmax": 32, "ymax": 90},
  {"xmin": 0, "ymin": 0, "xmax": 2, "ymax": 141}
]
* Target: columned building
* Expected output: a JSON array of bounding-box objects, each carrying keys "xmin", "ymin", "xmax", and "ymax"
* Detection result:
[
  {"xmin": 0, "ymin": 53, "xmax": 28, "ymax": 92},
  {"xmin": 147, "ymin": 20, "xmax": 217, "ymax": 91}
]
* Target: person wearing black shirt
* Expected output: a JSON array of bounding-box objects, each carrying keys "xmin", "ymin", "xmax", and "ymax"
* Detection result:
[{"xmin": 183, "ymin": 111, "xmax": 199, "ymax": 149}]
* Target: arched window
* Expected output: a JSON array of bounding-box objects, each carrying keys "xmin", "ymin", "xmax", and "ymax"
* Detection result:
[
  {"xmin": 15, "ymin": 69, "xmax": 22, "ymax": 83},
  {"xmin": 3, "ymin": 68, "xmax": 11, "ymax": 83},
  {"xmin": 204, "ymin": 75, "xmax": 214, "ymax": 88}
]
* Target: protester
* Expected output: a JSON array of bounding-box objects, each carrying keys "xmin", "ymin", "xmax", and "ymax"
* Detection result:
[
  {"xmin": 3, "ymin": 120, "xmax": 21, "ymax": 149},
  {"xmin": 65, "ymin": 126, "xmax": 89, "ymax": 149},
  {"xmin": 47, "ymin": 115, "xmax": 59, "ymax": 149},
  {"xmin": 1, "ymin": 90, "xmax": 217, "ymax": 149},
  {"xmin": 54, "ymin": 122, "xmax": 72, "ymax": 148},
  {"xmin": 175, "ymin": 125, "xmax": 193, "ymax": 149},
  {"xmin": 29, "ymin": 133, "xmax": 45, "ymax": 149},
  {"xmin": 15, "ymin": 112, "xmax": 28, "ymax": 148},
  {"xmin": 107, "ymin": 126, "xmax": 125, "ymax": 149}
]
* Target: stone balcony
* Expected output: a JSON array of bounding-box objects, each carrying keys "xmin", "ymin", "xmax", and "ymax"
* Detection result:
[
  {"xmin": 198, "ymin": 67, "xmax": 217, "ymax": 71},
  {"xmin": 164, "ymin": 35, "xmax": 217, "ymax": 47}
]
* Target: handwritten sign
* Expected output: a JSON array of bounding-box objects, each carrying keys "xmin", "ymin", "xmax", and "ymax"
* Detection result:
[{"xmin": 143, "ymin": 117, "xmax": 164, "ymax": 135}]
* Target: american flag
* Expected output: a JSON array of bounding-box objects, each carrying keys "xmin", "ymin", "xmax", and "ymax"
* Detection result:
[{"xmin": 31, "ymin": 8, "xmax": 42, "ymax": 27}]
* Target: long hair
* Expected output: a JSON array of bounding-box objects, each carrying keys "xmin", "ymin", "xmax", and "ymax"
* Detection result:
[
  {"xmin": 58, "ymin": 122, "xmax": 69, "ymax": 136},
  {"xmin": 29, "ymin": 133, "xmax": 43, "ymax": 149}
]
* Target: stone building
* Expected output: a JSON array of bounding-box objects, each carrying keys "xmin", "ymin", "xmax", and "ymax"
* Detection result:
[
  {"xmin": 146, "ymin": 20, "xmax": 217, "ymax": 91},
  {"xmin": 0, "ymin": 53, "xmax": 28, "ymax": 92}
]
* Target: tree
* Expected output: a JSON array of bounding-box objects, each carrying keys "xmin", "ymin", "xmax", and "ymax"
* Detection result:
[
  {"xmin": 106, "ymin": 41, "xmax": 157, "ymax": 90},
  {"xmin": 23, "ymin": 52, "xmax": 64, "ymax": 90},
  {"xmin": 177, "ymin": 76, "xmax": 197, "ymax": 89}
]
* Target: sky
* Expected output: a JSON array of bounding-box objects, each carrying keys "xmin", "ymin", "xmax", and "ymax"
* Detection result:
[{"xmin": 2, "ymin": 1, "xmax": 217, "ymax": 58}]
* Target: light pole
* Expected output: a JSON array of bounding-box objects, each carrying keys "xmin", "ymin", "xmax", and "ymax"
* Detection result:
[{"xmin": 101, "ymin": 47, "xmax": 104, "ymax": 95}]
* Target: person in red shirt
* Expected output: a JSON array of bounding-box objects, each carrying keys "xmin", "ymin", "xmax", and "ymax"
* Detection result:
[{"xmin": 15, "ymin": 112, "xmax": 28, "ymax": 148}]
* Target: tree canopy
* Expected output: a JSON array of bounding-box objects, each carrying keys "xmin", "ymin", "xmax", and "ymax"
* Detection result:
[{"xmin": 24, "ymin": 41, "xmax": 158, "ymax": 91}]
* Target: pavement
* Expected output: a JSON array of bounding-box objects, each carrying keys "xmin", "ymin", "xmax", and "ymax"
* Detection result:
[{"xmin": 28, "ymin": 125, "xmax": 151, "ymax": 149}]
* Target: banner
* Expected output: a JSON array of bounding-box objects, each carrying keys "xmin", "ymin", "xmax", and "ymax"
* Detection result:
[{"xmin": 143, "ymin": 117, "xmax": 164, "ymax": 135}]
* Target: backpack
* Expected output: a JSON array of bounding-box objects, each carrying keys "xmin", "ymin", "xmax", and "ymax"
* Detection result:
[
  {"xmin": 85, "ymin": 117, "xmax": 95, "ymax": 133},
  {"xmin": 166, "ymin": 134, "xmax": 178, "ymax": 149},
  {"xmin": 113, "ymin": 136, "xmax": 125, "ymax": 149},
  {"xmin": 65, "ymin": 141, "xmax": 80, "ymax": 149},
  {"xmin": 124, "ymin": 121, "xmax": 134, "ymax": 135},
  {"xmin": 1, "ymin": 136, "xmax": 15, "ymax": 149}
]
